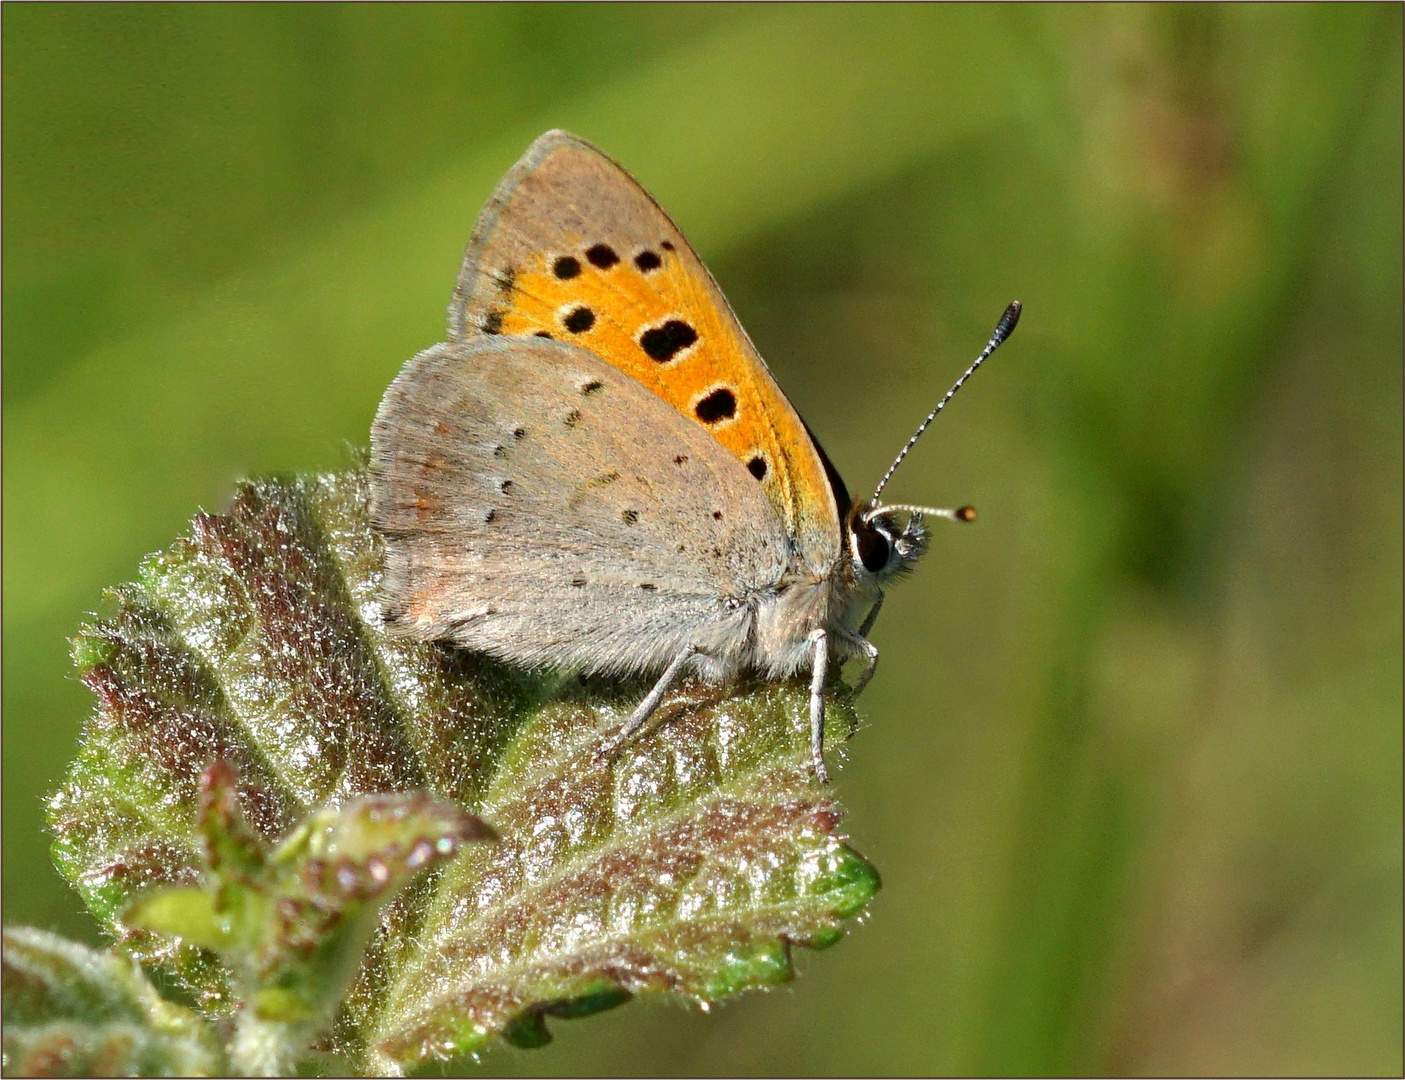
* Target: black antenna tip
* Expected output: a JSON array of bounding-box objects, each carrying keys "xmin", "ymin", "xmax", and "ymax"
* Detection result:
[
  {"xmin": 867, "ymin": 300, "xmax": 1018, "ymax": 507},
  {"xmin": 995, "ymin": 301, "xmax": 1021, "ymax": 342},
  {"xmin": 956, "ymin": 505, "xmax": 977, "ymax": 523}
]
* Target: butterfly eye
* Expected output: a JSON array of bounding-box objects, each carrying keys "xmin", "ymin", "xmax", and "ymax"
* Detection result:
[{"xmin": 853, "ymin": 523, "xmax": 891, "ymax": 573}]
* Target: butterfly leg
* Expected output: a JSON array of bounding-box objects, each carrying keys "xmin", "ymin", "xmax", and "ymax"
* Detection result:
[
  {"xmin": 843, "ymin": 593, "xmax": 883, "ymax": 697},
  {"xmin": 849, "ymin": 636, "xmax": 880, "ymax": 697},
  {"xmin": 595, "ymin": 644, "xmax": 700, "ymax": 761},
  {"xmin": 808, "ymin": 628, "xmax": 831, "ymax": 784},
  {"xmin": 858, "ymin": 594, "xmax": 884, "ymax": 638}
]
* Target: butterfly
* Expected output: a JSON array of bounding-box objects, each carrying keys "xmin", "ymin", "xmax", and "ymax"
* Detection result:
[{"xmin": 370, "ymin": 130, "xmax": 1018, "ymax": 783}]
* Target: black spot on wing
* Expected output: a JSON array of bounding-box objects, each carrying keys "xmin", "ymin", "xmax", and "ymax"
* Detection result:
[
  {"xmin": 695, "ymin": 388, "xmax": 737, "ymax": 424},
  {"xmin": 585, "ymin": 244, "xmax": 619, "ymax": 268},
  {"xmin": 622, "ymin": 509, "xmax": 639, "ymax": 524},
  {"xmin": 580, "ymin": 380, "xmax": 604, "ymax": 395},
  {"xmin": 660, "ymin": 240, "xmax": 675, "ymax": 252},
  {"xmin": 634, "ymin": 250, "xmax": 662, "ymax": 272},
  {"xmin": 482, "ymin": 311, "xmax": 503, "ymax": 335},
  {"xmin": 564, "ymin": 307, "xmax": 595, "ymax": 333},
  {"xmin": 554, "ymin": 256, "xmax": 581, "ymax": 279},
  {"xmin": 747, "ymin": 455, "xmax": 769, "ymax": 480},
  {"xmin": 534, "ymin": 331, "xmax": 553, "ymax": 339},
  {"xmin": 641, "ymin": 320, "xmax": 697, "ymax": 362}
]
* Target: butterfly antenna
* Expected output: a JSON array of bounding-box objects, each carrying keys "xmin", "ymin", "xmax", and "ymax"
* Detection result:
[{"xmin": 866, "ymin": 301, "xmax": 1021, "ymax": 515}]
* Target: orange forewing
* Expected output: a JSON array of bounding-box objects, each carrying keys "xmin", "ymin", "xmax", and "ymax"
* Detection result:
[
  {"xmin": 495, "ymin": 252, "xmax": 821, "ymax": 536},
  {"xmin": 450, "ymin": 131, "xmax": 841, "ymax": 571}
]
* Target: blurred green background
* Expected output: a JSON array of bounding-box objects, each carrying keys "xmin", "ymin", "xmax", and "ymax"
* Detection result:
[{"xmin": 4, "ymin": 5, "xmax": 1400, "ymax": 1075}]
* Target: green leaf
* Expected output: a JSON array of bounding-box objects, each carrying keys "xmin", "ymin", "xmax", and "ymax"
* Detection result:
[
  {"xmin": 251, "ymin": 790, "xmax": 495, "ymax": 1031},
  {"xmin": 1, "ymin": 927, "xmax": 222, "ymax": 1078},
  {"xmin": 120, "ymin": 763, "xmax": 490, "ymax": 1072},
  {"xmin": 124, "ymin": 887, "xmax": 239, "ymax": 953},
  {"xmin": 49, "ymin": 467, "xmax": 879, "ymax": 1073}
]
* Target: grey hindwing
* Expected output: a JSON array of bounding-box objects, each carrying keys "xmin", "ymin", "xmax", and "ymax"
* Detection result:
[{"xmin": 369, "ymin": 335, "xmax": 790, "ymax": 676}]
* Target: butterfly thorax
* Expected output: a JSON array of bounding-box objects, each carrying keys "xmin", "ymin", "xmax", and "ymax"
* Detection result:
[
  {"xmin": 748, "ymin": 506, "xmax": 931, "ymax": 678},
  {"xmin": 744, "ymin": 557, "xmax": 880, "ymax": 680}
]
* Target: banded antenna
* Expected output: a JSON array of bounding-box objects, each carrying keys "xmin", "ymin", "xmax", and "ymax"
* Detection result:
[{"xmin": 863, "ymin": 300, "xmax": 1021, "ymax": 524}]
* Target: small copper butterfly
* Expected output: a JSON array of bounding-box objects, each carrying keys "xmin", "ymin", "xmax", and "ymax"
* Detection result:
[{"xmin": 370, "ymin": 130, "xmax": 1019, "ymax": 782}]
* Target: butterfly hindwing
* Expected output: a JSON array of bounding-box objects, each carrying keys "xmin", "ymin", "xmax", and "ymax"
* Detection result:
[
  {"xmin": 450, "ymin": 130, "xmax": 841, "ymax": 572},
  {"xmin": 370, "ymin": 335, "xmax": 790, "ymax": 676}
]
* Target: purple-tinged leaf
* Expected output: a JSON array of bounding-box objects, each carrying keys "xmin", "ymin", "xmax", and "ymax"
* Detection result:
[
  {"xmin": 49, "ymin": 467, "xmax": 880, "ymax": 1073},
  {"xmin": 1, "ymin": 927, "xmax": 221, "ymax": 1078}
]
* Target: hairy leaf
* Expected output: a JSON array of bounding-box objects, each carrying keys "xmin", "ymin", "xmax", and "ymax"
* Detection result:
[
  {"xmin": 1, "ymin": 927, "xmax": 222, "ymax": 1078},
  {"xmin": 122, "ymin": 761, "xmax": 492, "ymax": 1074},
  {"xmin": 48, "ymin": 466, "xmax": 879, "ymax": 1072}
]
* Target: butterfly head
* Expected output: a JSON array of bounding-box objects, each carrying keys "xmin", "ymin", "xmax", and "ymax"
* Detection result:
[
  {"xmin": 847, "ymin": 505, "xmax": 927, "ymax": 581},
  {"xmin": 847, "ymin": 501, "xmax": 980, "ymax": 583},
  {"xmin": 844, "ymin": 301, "xmax": 1020, "ymax": 587}
]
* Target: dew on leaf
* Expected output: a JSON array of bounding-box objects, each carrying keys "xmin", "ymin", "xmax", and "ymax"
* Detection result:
[{"xmin": 50, "ymin": 467, "xmax": 877, "ymax": 1070}]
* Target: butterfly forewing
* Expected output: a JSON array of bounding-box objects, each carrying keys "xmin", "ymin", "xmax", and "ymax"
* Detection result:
[
  {"xmin": 451, "ymin": 130, "xmax": 841, "ymax": 573},
  {"xmin": 370, "ymin": 336, "xmax": 790, "ymax": 676}
]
